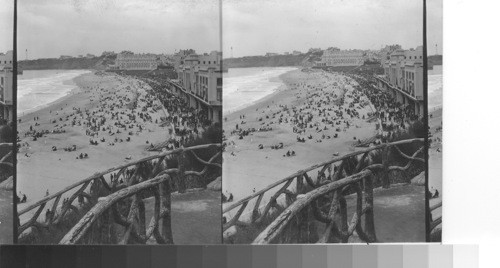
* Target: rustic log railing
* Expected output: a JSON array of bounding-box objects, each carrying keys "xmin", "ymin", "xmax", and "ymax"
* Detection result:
[
  {"xmin": 0, "ymin": 142, "xmax": 13, "ymax": 183},
  {"xmin": 0, "ymin": 142, "xmax": 13, "ymax": 164},
  {"xmin": 222, "ymin": 138, "xmax": 424, "ymax": 244},
  {"xmin": 429, "ymin": 201, "xmax": 442, "ymax": 232},
  {"xmin": 17, "ymin": 143, "xmax": 222, "ymax": 244}
]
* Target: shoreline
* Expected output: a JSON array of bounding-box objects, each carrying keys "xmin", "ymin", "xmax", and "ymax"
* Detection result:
[
  {"xmin": 17, "ymin": 71, "xmax": 170, "ymax": 212},
  {"xmin": 223, "ymin": 67, "xmax": 299, "ymax": 116},
  {"xmin": 222, "ymin": 69, "xmax": 377, "ymax": 210},
  {"xmin": 17, "ymin": 70, "xmax": 93, "ymax": 117}
]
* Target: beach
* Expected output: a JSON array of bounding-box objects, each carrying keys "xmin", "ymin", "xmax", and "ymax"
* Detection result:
[
  {"xmin": 17, "ymin": 70, "xmax": 92, "ymax": 115},
  {"xmin": 17, "ymin": 71, "xmax": 172, "ymax": 214},
  {"xmin": 222, "ymin": 68, "xmax": 377, "ymax": 213},
  {"xmin": 223, "ymin": 67, "xmax": 298, "ymax": 114},
  {"xmin": 428, "ymin": 65, "xmax": 443, "ymax": 221}
]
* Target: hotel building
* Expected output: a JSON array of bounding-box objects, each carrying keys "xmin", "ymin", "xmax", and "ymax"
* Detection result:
[
  {"xmin": 0, "ymin": 51, "xmax": 13, "ymax": 123},
  {"xmin": 115, "ymin": 53, "xmax": 158, "ymax": 70},
  {"xmin": 170, "ymin": 51, "xmax": 223, "ymax": 123},
  {"xmin": 316, "ymin": 48, "xmax": 365, "ymax": 67},
  {"xmin": 376, "ymin": 46, "xmax": 424, "ymax": 116}
]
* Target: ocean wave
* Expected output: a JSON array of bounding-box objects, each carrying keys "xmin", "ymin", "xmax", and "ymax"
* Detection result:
[
  {"xmin": 223, "ymin": 67, "xmax": 296, "ymax": 114},
  {"xmin": 17, "ymin": 70, "xmax": 91, "ymax": 115}
]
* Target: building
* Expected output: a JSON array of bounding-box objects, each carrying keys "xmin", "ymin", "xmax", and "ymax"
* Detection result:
[
  {"xmin": 308, "ymin": 48, "xmax": 322, "ymax": 53},
  {"xmin": 172, "ymin": 49, "xmax": 196, "ymax": 73},
  {"xmin": 115, "ymin": 53, "xmax": 158, "ymax": 70},
  {"xmin": 0, "ymin": 51, "xmax": 13, "ymax": 123},
  {"xmin": 0, "ymin": 51, "xmax": 13, "ymax": 68},
  {"xmin": 59, "ymin": 55, "xmax": 73, "ymax": 60},
  {"xmin": 284, "ymin": 52, "xmax": 290, "ymax": 55},
  {"xmin": 173, "ymin": 51, "xmax": 223, "ymax": 123},
  {"xmin": 316, "ymin": 48, "xmax": 365, "ymax": 67},
  {"xmin": 376, "ymin": 46, "xmax": 424, "ymax": 116},
  {"xmin": 86, "ymin": 54, "xmax": 96, "ymax": 59},
  {"xmin": 292, "ymin": 50, "xmax": 302, "ymax": 55}
]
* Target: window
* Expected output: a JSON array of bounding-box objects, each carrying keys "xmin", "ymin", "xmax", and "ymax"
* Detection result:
[
  {"xmin": 217, "ymin": 88, "xmax": 222, "ymax": 101},
  {"xmin": 217, "ymin": 78, "xmax": 222, "ymax": 86}
]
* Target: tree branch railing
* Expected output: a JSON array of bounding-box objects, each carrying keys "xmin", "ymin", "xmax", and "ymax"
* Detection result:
[
  {"xmin": 17, "ymin": 143, "xmax": 222, "ymax": 244},
  {"xmin": 0, "ymin": 143, "xmax": 13, "ymax": 169},
  {"xmin": 222, "ymin": 138, "xmax": 424, "ymax": 244},
  {"xmin": 429, "ymin": 201, "xmax": 442, "ymax": 232}
]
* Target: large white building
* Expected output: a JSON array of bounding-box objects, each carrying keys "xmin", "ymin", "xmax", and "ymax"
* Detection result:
[
  {"xmin": 115, "ymin": 53, "xmax": 158, "ymax": 70},
  {"xmin": 0, "ymin": 51, "xmax": 13, "ymax": 123},
  {"xmin": 317, "ymin": 48, "xmax": 365, "ymax": 67},
  {"xmin": 173, "ymin": 51, "xmax": 223, "ymax": 123},
  {"xmin": 377, "ymin": 46, "xmax": 424, "ymax": 116}
]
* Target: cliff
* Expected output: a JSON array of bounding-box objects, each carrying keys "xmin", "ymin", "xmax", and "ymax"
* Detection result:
[
  {"xmin": 428, "ymin": 55, "xmax": 443, "ymax": 66},
  {"xmin": 223, "ymin": 51, "xmax": 322, "ymax": 69},
  {"xmin": 18, "ymin": 56, "xmax": 116, "ymax": 70}
]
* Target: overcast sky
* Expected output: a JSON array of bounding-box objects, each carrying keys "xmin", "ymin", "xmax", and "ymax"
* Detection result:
[
  {"xmin": 223, "ymin": 0, "xmax": 431, "ymax": 58},
  {"xmin": 16, "ymin": 0, "xmax": 442, "ymax": 59},
  {"xmin": 427, "ymin": 0, "xmax": 443, "ymax": 55},
  {"xmin": 19, "ymin": 0, "xmax": 220, "ymax": 60},
  {"xmin": 0, "ymin": 0, "xmax": 14, "ymax": 53}
]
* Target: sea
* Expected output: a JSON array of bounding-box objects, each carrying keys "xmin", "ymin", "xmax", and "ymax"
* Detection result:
[
  {"xmin": 428, "ymin": 65, "xmax": 443, "ymax": 110},
  {"xmin": 17, "ymin": 69, "xmax": 91, "ymax": 115},
  {"xmin": 223, "ymin": 67, "xmax": 297, "ymax": 114}
]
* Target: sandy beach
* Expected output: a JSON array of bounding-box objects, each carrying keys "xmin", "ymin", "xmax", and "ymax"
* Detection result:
[
  {"xmin": 222, "ymin": 69, "xmax": 377, "ymax": 213},
  {"xmin": 17, "ymin": 71, "xmax": 173, "ymax": 214},
  {"xmin": 429, "ymin": 107, "xmax": 443, "ymax": 220}
]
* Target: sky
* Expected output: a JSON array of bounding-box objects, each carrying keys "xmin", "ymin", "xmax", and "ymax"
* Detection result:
[
  {"xmin": 427, "ymin": 0, "xmax": 443, "ymax": 55},
  {"xmin": 18, "ymin": 0, "xmax": 221, "ymax": 60},
  {"xmin": 223, "ymin": 0, "xmax": 429, "ymax": 58},
  {"xmin": 14, "ymin": 0, "xmax": 442, "ymax": 59},
  {"xmin": 0, "ymin": 0, "xmax": 14, "ymax": 53}
]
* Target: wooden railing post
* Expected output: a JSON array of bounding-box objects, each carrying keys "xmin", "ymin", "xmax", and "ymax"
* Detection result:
[
  {"xmin": 295, "ymin": 175, "xmax": 310, "ymax": 243},
  {"xmin": 296, "ymin": 175, "xmax": 304, "ymax": 195},
  {"xmin": 338, "ymin": 193, "xmax": 348, "ymax": 243},
  {"xmin": 92, "ymin": 208, "xmax": 114, "ymax": 244},
  {"xmin": 138, "ymin": 198, "xmax": 147, "ymax": 242},
  {"xmin": 89, "ymin": 178, "xmax": 102, "ymax": 204},
  {"xmin": 177, "ymin": 151, "xmax": 186, "ymax": 193},
  {"xmin": 381, "ymin": 146, "xmax": 390, "ymax": 188},
  {"xmin": 160, "ymin": 177, "xmax": 173, "ymax": 244},
  {"xmin": 363, "ymin": 173, "xmax": 377, "ymax": 242}
]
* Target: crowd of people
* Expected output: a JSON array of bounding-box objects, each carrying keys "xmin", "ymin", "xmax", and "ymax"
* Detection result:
[
  {"xmin": 346, "ymin": 72, "xmax": 422, "ymax": 141},
  {"xmin": 225, "ymin": 71, "xmax": 374, "ymax": 154},
  {"xmin": 139, "ymin": 75, "xmax": 213, "ymax": 149},
  {"xmin": 223, "ymin": 69, "xmax": 423, "ymax": 204},
  {"xmin": 17, "ymin": 71, "xmax": 219, "ymax": 218}
]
